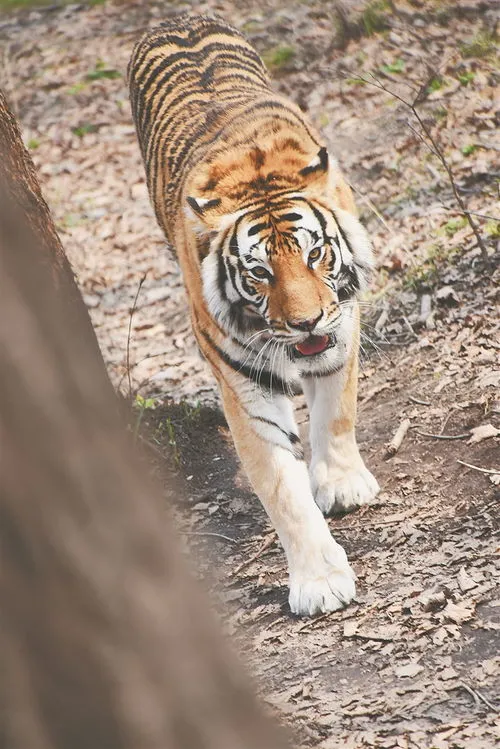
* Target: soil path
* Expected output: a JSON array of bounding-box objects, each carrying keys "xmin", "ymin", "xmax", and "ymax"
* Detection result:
[{"xmin": 1, "ymin": 1, "xmax": 498, "ymax": 746}]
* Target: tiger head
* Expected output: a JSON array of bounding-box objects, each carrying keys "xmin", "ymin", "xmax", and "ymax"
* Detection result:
[{"xmin": 186, "ymin": 138, "xmax": 374, "ymax": 369}]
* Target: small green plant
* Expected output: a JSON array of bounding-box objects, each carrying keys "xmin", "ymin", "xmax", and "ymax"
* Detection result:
[
  {"xmin": 262, "ymin": 45, "xmax": 295, "ymax": 69},
  {"xmin": 457, "ymin": 70, "xmax": 475, "ymax": 85},
  {"xmin": 132, "ymin": 394, "xmax": 156, "ymax": 443},
  {"xmin": 461, "ymin": 143, "xmax": 478, "ymax": 156},
  {"xmin": 380, "ymin": 58, "xmax": 405, "ymax": 75},
  {"xmin": 426, "ymin": 76, "xmax": 443, "ymax": 93},
  {"xmin": 155, "ymin": 417, "xmax": 181, "ymax": 465},
  {"xmin": 362, "ymin": 0, "xmax": 391, "ymax": 36},
  {"xmin": 67, "ymin": 81, "xmax": 87, "ymax": 95},
  {"xmin": 72, "ymin": 123, "xmax": 98, "ymax": 137},
  {"xmin": 135, "ymin": 394, "xmax": 156, "ymax": 411},
  {"xmin": 433, "ymin": 106, "xmax": 448, "ymax": 120},
  {"xmin": 181, "ymin": 400, "xmax": 202, "ymax": 423},
  {"xmin": 26, "ymin": 137, "xmax": 40, "ymax": 149},
  {"xmin": 403, "ymin": 242, "xmax": 461, "ymax": 291},
  {"xmin": 440, "ymin": 216, "xmax": 468, "ymax": 237},
  {"xmin": 85, "ymin": 59, "xmax": 121, "ymax": 81},
  {"xmin": 485, "ymin": 220, "xmax": 500, "ymax": 239},
  {"xmin": 460, "ymin": 30, "xmax": 497, "ymax": 59}
]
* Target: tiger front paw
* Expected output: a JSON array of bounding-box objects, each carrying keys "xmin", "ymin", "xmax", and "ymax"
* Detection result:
[
  {"xmin": 312, "ymin": 464, "xmax": 379, "ymax": 516},
  {"xmin": 288, "ymin": 539, "xmax": 356, "ymax": 616}
]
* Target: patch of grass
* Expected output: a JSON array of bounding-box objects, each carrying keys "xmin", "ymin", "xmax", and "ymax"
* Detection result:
[
  {"xmin": 262, "ymin": 45, "xmax": 295, "ymax": 69},
  {"xmin": 67, "ymin": 81, "xmax": 87, "ymax": 95},
  {"xmin": 181, "ymin": 400, "xmax": 202, "ymax": 423},
  {"xmin": 433, "ymin": 106, "xmax": 448, "ymax": 120},
  {"xmin": 362, "ymin": 0, "xmax": 391, "ymax": 36},
  {"xmin": 155, "ymin": 418, "xmax": 180, "ymax": 465},
  {"xmin": 403, "ymin": 242, "xmax": 461, "ymax": 291},
  {"xmin": 460, "ymin": 30, "xmax": 497, "ymax": 59},
  {"xmin": 461, "ymin": 143, "xmax": 478, "ymax": 156},
  {"xmin": 85, "ymin": 59, "xmax": 121, "ymax": 81},
  {"xmin": 317, "ymin": 112, "xmax": 329, "ymax": 128},
  {"xmin": 440, "ymin": 216, "xmax": 468, "ymax": 237},
  {"xmin": 457, "ymin": 70, "xmax": 475, "ymax": 85},
  {"xmin": 72, "ymin": 123, "xmax": 98, "ymax": 137},
  {"xmin": 380, "ymin": 58, "xmax": 405, "ymax": 75},
  {"xmin": 132, "ymin": 394, "xmax": 156, "ymax": 443},
  {"xmin": 26, "ymin": 137, "xmax": 40, "ymax": 149},
  {"xmin": 485, "ymin": 220, "xmax": 500, "ymax": 239},
  {"xmin": 345, "ymin": 77, "xmax": 367, "ymax": 86},
  {"xmin": 426, "ymin": 76, "xmax": 444, "ymax": 94}
]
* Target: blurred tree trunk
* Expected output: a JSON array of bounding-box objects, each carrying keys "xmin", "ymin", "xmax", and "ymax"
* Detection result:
[
  {"xmin": 0, "ymin": 93, "xmax": 290, "ymax": 749},
  {"xmin": 0, "ymin": 87, "xmax": 112, "ymax": 393}
]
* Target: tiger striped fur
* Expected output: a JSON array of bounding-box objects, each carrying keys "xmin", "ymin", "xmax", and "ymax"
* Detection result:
[{"xmin": 128, "ymin": 14, "xmax": 379, "ymax": 616}]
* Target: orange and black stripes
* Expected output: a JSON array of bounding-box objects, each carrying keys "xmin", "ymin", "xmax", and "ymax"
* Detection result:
[{"xmin": 128, "ymin": 13, "xmax": 320, "ymax": 243}]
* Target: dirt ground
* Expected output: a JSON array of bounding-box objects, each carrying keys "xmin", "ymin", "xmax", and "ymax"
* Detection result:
[{"xmin": 1, "ymin": 1, "xmax": 498, "ymax": 747}]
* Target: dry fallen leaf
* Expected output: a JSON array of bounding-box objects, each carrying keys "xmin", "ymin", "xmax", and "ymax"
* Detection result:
[
  {"xmin": 457, "ymin": 567, "xmax": 478, "ymax": 593},
  {"xmin": 443, "ymin": 600, "xmax": 475, "ymax": 625},
  {"xmin": 468, "ymin": 423, "xmax": 499, "ymax": 444},
  {"xmin": 395, "ymin": 663, "xmax": 424, "ymax": 678}
]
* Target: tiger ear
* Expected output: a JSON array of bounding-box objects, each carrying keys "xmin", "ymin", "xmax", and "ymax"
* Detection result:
[
  {"xmin": 299, "ymin": 146, "xmax": 329, "ymax": 178},
  {"xmin": 186, "ymin": 196, "xmax": 221, "ymax": 216}
]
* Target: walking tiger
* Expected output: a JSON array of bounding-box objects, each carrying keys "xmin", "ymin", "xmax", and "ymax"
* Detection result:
[{"xmin": 128, "ymin": 14, "xmax": 379, "ymax": 616}]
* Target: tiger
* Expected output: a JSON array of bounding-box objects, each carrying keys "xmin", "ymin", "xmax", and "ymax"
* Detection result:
[{"xmin": 128, "ymin": 13, "xmax": 379, "ymax": 616}]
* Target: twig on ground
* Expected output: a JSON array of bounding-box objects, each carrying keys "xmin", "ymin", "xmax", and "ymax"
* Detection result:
[
  {"xmin": 126, "ymin": 273, "xmax": 147, "ymax": 400},
  {"xmin": 230, "ymin": 532, "xmax": 277, "ymax": 578},
  {"xmin": 453, "ymin": 683, "xmax": 498, "ymax": 712},
  {"xmin": 385, "ymin": 418, "xmax": 411, "ymax": 457},
  {"xmin": 414, "ymin": 430, "xmax": 469, "ymax": 440},
  {"xmin": 351, "ymin": 72, "xmax": 490, "ymax": 266},
  {"xmin": 439, "ymin": 409, "xmax": 454, "ymax": 435},
  {"xmin": 408, "ymin": 395, "xmax": 431, "ymax": 406},
  {"xmin": 187, "ymin": 531, "xmax": 239, "ymax": 545},
  {"xmin": 402, "ymin": 316, "xmax": 419, "ymax": 340},
  {"xmin": 457, "ymin": 460, "xmax": 500, "ymax": 475}
]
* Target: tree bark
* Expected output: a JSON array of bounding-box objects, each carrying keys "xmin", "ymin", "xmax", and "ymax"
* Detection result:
[
  {"xmin": 0, "ymin": 88, "xmax": 113, "ymax": 393},
  {"xmin": 0, "ymin": 93, "xmax": 290, "ymax": 749}
]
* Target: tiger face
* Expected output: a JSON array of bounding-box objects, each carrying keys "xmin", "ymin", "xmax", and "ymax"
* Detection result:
[{"xmin": 191, "ymin": 146, "xmax": 372, "ymax": 376}]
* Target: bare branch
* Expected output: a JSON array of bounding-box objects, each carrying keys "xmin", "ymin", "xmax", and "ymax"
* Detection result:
[{"xmin": 351, "ymin": 72, "xmax": 491, "ymax": 265}]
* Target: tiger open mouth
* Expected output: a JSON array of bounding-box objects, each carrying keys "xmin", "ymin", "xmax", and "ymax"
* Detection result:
[{"xmin": 293, "ymin": 333, "xmax": 334, "ymax": 358}]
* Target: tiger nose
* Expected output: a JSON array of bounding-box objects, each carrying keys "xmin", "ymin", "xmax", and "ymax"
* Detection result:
[{"xmin": 287, "ymin": 311, "xmax": 323, "ymax": 332}]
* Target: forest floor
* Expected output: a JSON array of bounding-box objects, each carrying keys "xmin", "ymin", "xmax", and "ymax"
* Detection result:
[{"xmin": 1, "ymin": 1, "xmax": 498, "ymax": 747}]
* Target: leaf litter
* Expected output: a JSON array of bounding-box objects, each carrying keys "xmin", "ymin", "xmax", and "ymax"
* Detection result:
[{"xmin": 1, "ymin": 0, "xmax": 498, "ymax": 746}]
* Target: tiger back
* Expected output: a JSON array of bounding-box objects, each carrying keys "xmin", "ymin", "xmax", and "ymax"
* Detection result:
[{"xmin": 128, "ymin": 14, "xmax": 379, "ymax": 617}]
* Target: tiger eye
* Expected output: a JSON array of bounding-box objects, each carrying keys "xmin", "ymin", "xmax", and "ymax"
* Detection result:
[
  {"xmin": 251, "ymin": 266, "xmax": 268, "ymax": 278},
  {"xmin": 308, "ymin": 247, "xmax": 322, "ymax": 264}
]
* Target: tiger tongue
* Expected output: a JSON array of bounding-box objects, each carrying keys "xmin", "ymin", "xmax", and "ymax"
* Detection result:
[{"xmin": 295, "ymin": 334, "xmax": 330, "ymax": 356}]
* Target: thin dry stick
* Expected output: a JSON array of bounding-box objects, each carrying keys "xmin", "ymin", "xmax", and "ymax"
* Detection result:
[
  {"xmin": 457, "ymin": 460, "xmax": 500, "ymax": 475},
  {"xmin": 408, "ymin": 395, "xmax": 431, "ymax": 406},
  {"xmin": 385, "ymin": 418, "xmax": 411, "ymax": 457},
  {"xmin": 126, "ymin": 273, "xmax": 147, "ymax": 400},
  {"xmin": 230, "ymin": 532, "xmax": 277, "ymax": 579},
  {"xmin": 414, "ymin": 430, "xmax": 469, "ymax": 440},
  {"xmin": 186, "ymin": 531, "xmax": 239, "ymax": 545},
  {"xmin": 353, "ymin": 72, "xmax": 490, "ymax": 265}
]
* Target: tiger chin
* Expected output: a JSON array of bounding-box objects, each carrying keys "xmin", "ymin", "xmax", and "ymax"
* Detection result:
[{"xmin": 128, "ymin": 13, "xmax": 379, "ymax": 616}]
